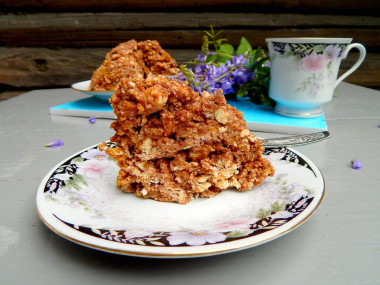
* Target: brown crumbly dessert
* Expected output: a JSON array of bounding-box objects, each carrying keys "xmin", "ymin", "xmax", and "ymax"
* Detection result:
[
  {"xmin": 89, "ymin": 40, "xmax": 179, "ymax": 91},
  {"xmin": 99, "ymin": 76, "xmax": 274, "ymax": 204},
  {"xmin": 137, "ymin": 40, "xmax": 179, "ymax": 76}
]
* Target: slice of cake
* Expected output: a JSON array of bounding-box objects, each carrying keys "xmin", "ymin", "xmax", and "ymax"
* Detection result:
[
  {"xmin": 89, "ymin": 40, "xmax": 179, "ymax": 91},
  {"xmin": 99, "ymin": 76, "xmax": 274, "ymax": 204}
]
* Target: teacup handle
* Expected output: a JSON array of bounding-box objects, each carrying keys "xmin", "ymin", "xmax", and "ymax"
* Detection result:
[{"xmin": 335, "ymin": 43, "xmax": 366, "ymax": 88}]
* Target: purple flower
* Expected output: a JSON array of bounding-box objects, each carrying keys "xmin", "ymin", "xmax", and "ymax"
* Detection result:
[
  {"xmin": 231, "ymin": 54, "xmax": 246, "ymax": 65},
  {"xmin": 351, "ymin": 159, "xmax": 362, "ymax": 170},
  {"xmin": 194, "ymin": 65, "xmax": 203, "ymax": 74},
  {"xmin": 221, "ymin": 81, "xmax": 233, "ymax": 93},
  {"xmin": 196, "ymin": 53, "xmax": 206, "ymax": 62},
  {"xmin": 179, "ymin": 51, "xmax": 260, "ymax": 96},
  {"xmin": 89, "ymin": 116, "xmax": 96, "ymax": 124},
  {"xmin": 45, "ymin": 139, "xmax": 64, "ymax": 148}
]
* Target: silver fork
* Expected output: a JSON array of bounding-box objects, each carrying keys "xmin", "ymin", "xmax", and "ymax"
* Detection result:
[{"xmin": 259, "ymin": 131, "xmax": 331, "ymax": 148}]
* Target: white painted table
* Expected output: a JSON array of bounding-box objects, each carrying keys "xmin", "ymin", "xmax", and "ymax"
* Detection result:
[{"xmin": 0, "ymin": 82, "xmax": 379, "ymax": 284}]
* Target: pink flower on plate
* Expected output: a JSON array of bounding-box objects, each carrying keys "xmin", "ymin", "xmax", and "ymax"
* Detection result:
[
  {"xmin": 76, "ymin": 159, "xmax": 112, "ymax": 179},
  {"xmin": 210, "ymin": 217, "xmax": 253, "ymax": 232},
  {"xmin": 167, "ymin": 231, "xmax": 226, "ymax": 246},
  {"xmin": 323, "ymin": 44, "xmax": 341, "ymax": 61},
  {"xmin": 301, "ymin": 51, "xmax": 327, "ymax": 72}
]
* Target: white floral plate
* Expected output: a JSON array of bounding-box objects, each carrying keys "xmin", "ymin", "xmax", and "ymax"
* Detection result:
[
  {"xmin": 71, "ymin": 80, "xmax": 113, "ymax": 101},
  {"xmin": 36, "ymin": 143, "xmax": 324, "ymax": 258}
]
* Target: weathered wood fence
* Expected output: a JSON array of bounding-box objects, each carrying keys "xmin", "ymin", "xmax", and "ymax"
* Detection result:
[{"xmin": 1, "ymin": 0, "xmax": 379, "ymax": 95}]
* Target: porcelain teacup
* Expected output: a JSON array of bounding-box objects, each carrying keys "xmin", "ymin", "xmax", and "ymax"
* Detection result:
[{"xmin": 266, "ymin": 38, "xmax": 366, "ymax": 118}]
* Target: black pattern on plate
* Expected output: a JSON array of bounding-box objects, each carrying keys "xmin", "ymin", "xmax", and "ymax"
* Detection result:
[{"xmin": 53, "ymin": 196, "xmax": 313, "ymax": 247}]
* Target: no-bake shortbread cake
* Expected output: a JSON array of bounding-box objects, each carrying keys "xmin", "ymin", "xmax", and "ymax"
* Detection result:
[
  {"xmin": 89, "ymin": 40, "xmax": 179, "ymax": 91},
  {"xmin": 99, "ymin": 76, "xmax": 274, "ymax": 204}
]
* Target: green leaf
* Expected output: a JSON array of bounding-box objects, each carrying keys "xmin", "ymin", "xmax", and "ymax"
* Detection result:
[
  {"xmin": 219, "ymin": 43, "xmax": 234, "ymax": 55},
  {"xmin": 65, "ymin": 179, "xmax": 81, "ymax": 191},
  {"xmin": 203, "ymin": 30, "xmax": 213, "ymax": 38},
  {"xmin": 269, "ymin": 201, "xmax": 286, "ymax": 213},
  {"xmin": 293, "ymin": 54, "xmax": 302, "ymax": 61},
  {"xmin": 236, "ymin": 89, "xmax": 246, "ymax": 97},
  {"xmin": 205, "ymin": 54, "xmax": 218, "ymax": 63},
  {"xmin": 226, "ymin": 230, "xmax": 254, "ymax": 238},
  {"xmin": 216, "ymin": 56, "xmax": 229, "ymax": 64},
  {"xmin": 215, "ymin": 38, "xmax": 228, "ymax": 45},
  {"xmin": 72, "ymin": 174, "xmax": 87, "ymax": 185},
  {"xmin": 214, "ymin": 30, "xmax": 224, "ymax": 38},
  {"xmin": 215, "ymin": 51, "xmax": 234, "ymax": 61},
  {"xmin": 71, "ymin": 157, "xmax": 85, "ymax": 163},
  {"xmin": 312, "ymin": 44, "xmax": 325, "ymax": 53},
  {"xmin": 237, "ymin": 37, "xmax": 252, "ymax": 55},
  {"xmin": 256, "ymin": 208, "xmax": 271, "ymax": 219}
]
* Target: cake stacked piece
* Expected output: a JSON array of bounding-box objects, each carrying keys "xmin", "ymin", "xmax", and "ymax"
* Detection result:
[
  {"xmin": 89, "ymin": 40, "xmax": 179, "ymax": 91},
  {"xmin": 100, "ymin": 76, "xmax": 274, "ymax": 204}
]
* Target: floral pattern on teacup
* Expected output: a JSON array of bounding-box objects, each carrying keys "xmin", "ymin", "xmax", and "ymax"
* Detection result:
[
  {"xmin": 271, "ymin": 42, "xmax": 347, "ymax": 59},
  {"xmin": 269, "ymin": 42, "xmax": 348, "ymax": 98}
]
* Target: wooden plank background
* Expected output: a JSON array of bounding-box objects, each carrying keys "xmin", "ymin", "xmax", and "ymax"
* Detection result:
[
  {"xmin": 2, "ymin": 0, "xmax": 379, "ymax": 14},
  {"xmin": 1, "ymin": 0, "xmax": 379, "ymax": 99}
]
